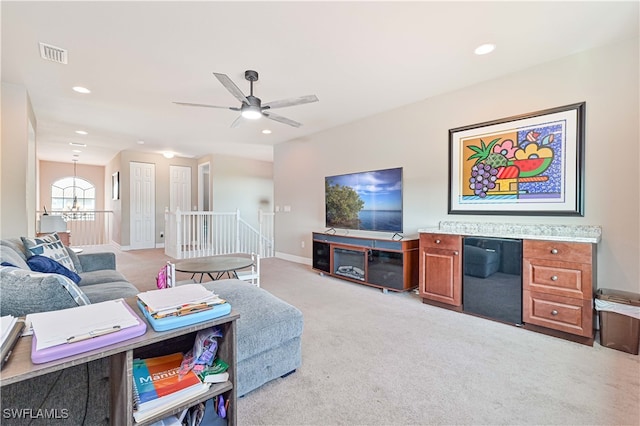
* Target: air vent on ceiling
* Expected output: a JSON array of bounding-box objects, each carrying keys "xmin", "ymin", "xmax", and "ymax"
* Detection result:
[{"xmin": 39, "ymin": 42, "xmax": 68, "ymax": 64}]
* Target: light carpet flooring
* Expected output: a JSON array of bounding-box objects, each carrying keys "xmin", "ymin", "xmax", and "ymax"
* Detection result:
[{"xmin": 86, "ymin": 246, "xmax": 640, "ymax": 425}]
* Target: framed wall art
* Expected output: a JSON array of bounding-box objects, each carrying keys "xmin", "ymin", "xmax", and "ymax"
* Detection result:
[{"xmin": 448, "ymin": 102, "xmax": 585, "ymax": 216}]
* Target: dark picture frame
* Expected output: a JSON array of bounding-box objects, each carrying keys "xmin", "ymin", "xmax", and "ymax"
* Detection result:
[
  {"xmin": 111, "ymin": 171, "xmax": 120, "ymax": 201},
  {"xmin": 448, "ymin": 102, "xmax": 585, "ymax": 216}
]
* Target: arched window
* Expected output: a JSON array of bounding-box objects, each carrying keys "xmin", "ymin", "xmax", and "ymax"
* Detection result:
[{"xmin": 51, "ymin": 177, "xmax": 96, "ymax": 219}]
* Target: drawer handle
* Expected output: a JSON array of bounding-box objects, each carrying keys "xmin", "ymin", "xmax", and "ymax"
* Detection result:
[
  {"xmin": 551, "ymin": 275, "xmax": 558, "ymax": 281},
  {"xmin": 551, "ymin": 310, "xmax": 559, "ymax": 316},
  {"xmin": 453, "ymin": 251, "xmax": 459, "ymax": 256},
  {"xmin": 435, "ymin": 239, "xmax": 441, "ymax": 244},
  {"xmin": 550, "ymin": 248, "xmax": 558, "ymax": 254}
]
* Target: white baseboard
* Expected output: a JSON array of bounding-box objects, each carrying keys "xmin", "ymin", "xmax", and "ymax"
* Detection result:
[
  {"xmin": 117, "ymin": 243, "xmax": 164, "ymax": 251},
  {"xmin": 275, "ymin": 251, "xmax": 312, "ymax": 265}
]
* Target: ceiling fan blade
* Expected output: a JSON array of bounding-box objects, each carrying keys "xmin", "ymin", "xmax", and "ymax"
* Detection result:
[
  {"xmin": 262, "ymin": 95, "xmax": 319, "ymax": 110},
  {"xmin": 263, "ymin": 111, "xmax": 302, "ymax": 128},
  {"xmin": 213, "ymin": 72, "xmax": 249, "ymax": 105},
  {"xmin": 230, "ymin": 115, "xmax": 244, "ymax": 128},
  {"xmin": 173, "ymin": 101, "xmax": 239, "ymax": 110}
]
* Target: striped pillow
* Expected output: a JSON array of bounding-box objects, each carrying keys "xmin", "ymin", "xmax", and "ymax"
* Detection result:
[{"xmin": 21, "ymin": 233, "xmax": 77, "ymax": 273}]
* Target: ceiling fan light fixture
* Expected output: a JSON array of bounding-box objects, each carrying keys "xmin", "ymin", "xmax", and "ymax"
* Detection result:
[{"xmin": 241, "ymin": 106, "xmax": 262, "ymax": 120}]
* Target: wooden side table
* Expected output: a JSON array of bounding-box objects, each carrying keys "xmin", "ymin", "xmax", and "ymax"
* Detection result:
[{"xmin": 37, "ymin": 231, "xmax": 71, "ymax": 246}]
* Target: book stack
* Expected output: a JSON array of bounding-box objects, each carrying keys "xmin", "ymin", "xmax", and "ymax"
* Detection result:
[
  {"xmin": 1, "ymin": 315, "xmax": 24, "ymax": 369},
  {"xmin": 132, "ymin": 352, "xmax": 210, "ymax": 423},
  {"xmin": 136, "ymin": 284, "xmax": 231, "ymax": 331}
]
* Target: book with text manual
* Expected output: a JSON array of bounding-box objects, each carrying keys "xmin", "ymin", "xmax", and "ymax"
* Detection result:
[{"xmin": 133, "ymin": 352, "xmax": 210, "ymax": 420}]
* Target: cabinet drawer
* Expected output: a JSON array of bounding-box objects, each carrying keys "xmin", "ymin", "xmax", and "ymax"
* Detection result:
[
  {"xmin": 523, "ymin": 258, "xmax": 592, "ymax": 299},
  {"xmin": 420, "ymin": 233, "xmax": 460, "ymax": 251},
  {"xmin": 523, "ymin": 240, "xmax": 593, "ymax": 263},
  {"xmin": 523, "ymin": 290, "xmax": 593, "ymax": 337}
]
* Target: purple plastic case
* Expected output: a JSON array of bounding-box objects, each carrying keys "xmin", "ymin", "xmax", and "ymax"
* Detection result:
[{"xmin": 31, "ymin": 301, "xmax": 147, "ymax": 364}]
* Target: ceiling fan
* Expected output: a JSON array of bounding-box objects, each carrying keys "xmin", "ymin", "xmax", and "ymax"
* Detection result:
[{"xmin": 173, "ymin": 70, "xmax": 318, "ymax": 128}]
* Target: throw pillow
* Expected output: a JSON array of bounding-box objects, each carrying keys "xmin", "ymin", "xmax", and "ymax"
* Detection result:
[
  {"xmin": 27, "ymin": 255, "xmax": 82, "ymax": 284},
  {"xmin": 65, "ymin": 246, "xmax": 83, "ymax": 274},
  {"xmin": 21, "ymin": 233, "xmax": 77, "ymax": 273}
]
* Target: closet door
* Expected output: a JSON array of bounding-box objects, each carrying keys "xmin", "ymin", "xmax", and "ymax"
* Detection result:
[{"xmin": 130, "ymin": 162, "xmax": 155, "ymax": 249}]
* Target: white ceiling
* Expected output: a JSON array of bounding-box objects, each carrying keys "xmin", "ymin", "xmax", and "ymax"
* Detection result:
[{"xmin": 2, "ymin": 1, "xmax": 638, "ymax": 165}]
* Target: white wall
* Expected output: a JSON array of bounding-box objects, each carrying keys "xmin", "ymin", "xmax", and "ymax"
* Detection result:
[
  {"xmin": 274, "ymin": 38, "xmax": 639, "ymax": 293},
  {"xmin": 1, "ymin": 82, "xmax": 37, "ymax": 238}
]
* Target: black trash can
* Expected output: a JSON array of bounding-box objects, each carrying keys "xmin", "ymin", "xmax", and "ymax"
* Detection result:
[{"xmin": 595, "ymin": 289, "xmax": 640, "ymax": 355}]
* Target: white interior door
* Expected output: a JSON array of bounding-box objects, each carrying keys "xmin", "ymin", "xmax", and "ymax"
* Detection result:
[
  {"xmin": 170, "ymin": 165, "xmax": 191, "ymax": 212},
  {"xmin": 130, "ymin": 162, "xmax": 155, "ymax": 249}
]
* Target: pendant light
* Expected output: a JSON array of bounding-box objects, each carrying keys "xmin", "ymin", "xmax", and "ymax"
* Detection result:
[{"xmin": 71, "ymin": 159, "xmax": 79, "ymax": 211}]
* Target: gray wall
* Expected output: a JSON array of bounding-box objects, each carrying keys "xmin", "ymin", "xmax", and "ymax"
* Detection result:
[
  {"xmin": 209, "ymin": 154, "xmax": 273, "ymax": 231},
  {"xmin": 273, "ymin": 38, "xmax": 639, "ymax": 293}
]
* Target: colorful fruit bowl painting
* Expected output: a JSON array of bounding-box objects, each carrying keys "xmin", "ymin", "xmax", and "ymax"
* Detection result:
[{"xmin": 448, "ymin": 103, "xmax": 585, "ymax": 216}]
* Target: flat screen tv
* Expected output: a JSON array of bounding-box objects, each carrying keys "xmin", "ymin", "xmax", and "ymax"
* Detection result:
[{"xmin": 325, "ymin": 167, "xmax": 403, "ymax": 233}]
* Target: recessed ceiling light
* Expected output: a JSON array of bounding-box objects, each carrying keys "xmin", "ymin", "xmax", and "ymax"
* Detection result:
[
  {"xmin": 75, "ymin": 130, "xmax": 88, "ymax": 135},
  {"xmin": 72, "ymin": 86, "xmax": 91, "ymax": 94},
  {"xmin": 137, "ymin": 140, "xmax": 145, "ymax": 145},
  {"xmin": 262, "ymin": 129, "xmax": 272, "ymax": 134},
  {"xmin": 163, "ymin": 152, "xmax": 174, "ymax": 159},
  {"xmin": 72, "ymin": 154, "xmax": 80, "ymax": 158},
  {"xmin": 474, "ymin": 43, "xmax": 496, "ymax": 55},
  {"xmin": 69, "ymin": 142, "xmax": 87, "ymax": 147},
  {"xmin": 71, "ymin": 149, "xmax": 82, "ymax": 153}
]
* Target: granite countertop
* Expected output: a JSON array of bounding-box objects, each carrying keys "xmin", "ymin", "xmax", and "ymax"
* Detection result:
[{"xmin": 418, "ymin": 221, "xmax": 601, "ymax": 243}]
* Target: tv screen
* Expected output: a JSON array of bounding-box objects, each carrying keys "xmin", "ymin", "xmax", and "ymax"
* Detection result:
[{"xmin": 325, "ymin": 167, "xmax": 403, "ymax": 233}]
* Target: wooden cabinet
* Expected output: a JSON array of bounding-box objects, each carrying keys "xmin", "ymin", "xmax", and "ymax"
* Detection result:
[
  {"xmin": 37, "ymin": 231, "xmax": 70, "ymax": 246},
  {"xmin": 419, "ymin": 233, "xmax": 462, "ymax": 307},
  {"xmin": 312, "ymin": 232, "xmax": 419, "ymax": 292},
  {"xmin": 418, "ymin": 230, "xmax": 598, "ymax": 345},
  {"xmin": 1, "ymin": 299, "xmax": 238, "ymax": 425},
  {"xmin": 523, "ymin": 240, "xmax": 596, "ymax": 340}
]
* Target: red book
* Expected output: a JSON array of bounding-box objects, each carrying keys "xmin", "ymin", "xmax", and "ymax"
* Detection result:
[{"xmin": 133, "ymin": 352, "xmax": 207, "ymax": 411}]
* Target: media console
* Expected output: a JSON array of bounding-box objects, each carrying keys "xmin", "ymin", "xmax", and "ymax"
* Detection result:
[{"xmin": 312, "ymin": 232, "xmax": 419, "ymax": 292}]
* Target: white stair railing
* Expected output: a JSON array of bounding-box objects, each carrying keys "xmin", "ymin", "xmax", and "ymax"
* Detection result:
[
  {"xmin": 36, "ymin": 210, "xmax": 114, "ymax": 246},
  {"xmin": 165, "ymin": 209, "xmax": 274, "ymax": 260}
]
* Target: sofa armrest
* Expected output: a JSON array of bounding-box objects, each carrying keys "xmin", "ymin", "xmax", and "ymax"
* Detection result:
[
  {"xmin": 78, "ymin": 252, "xmax": 116, "ymax": 272},
  {"xmin": 0, "ymin": 271, "xmax": 81, "ymax": 317}
]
